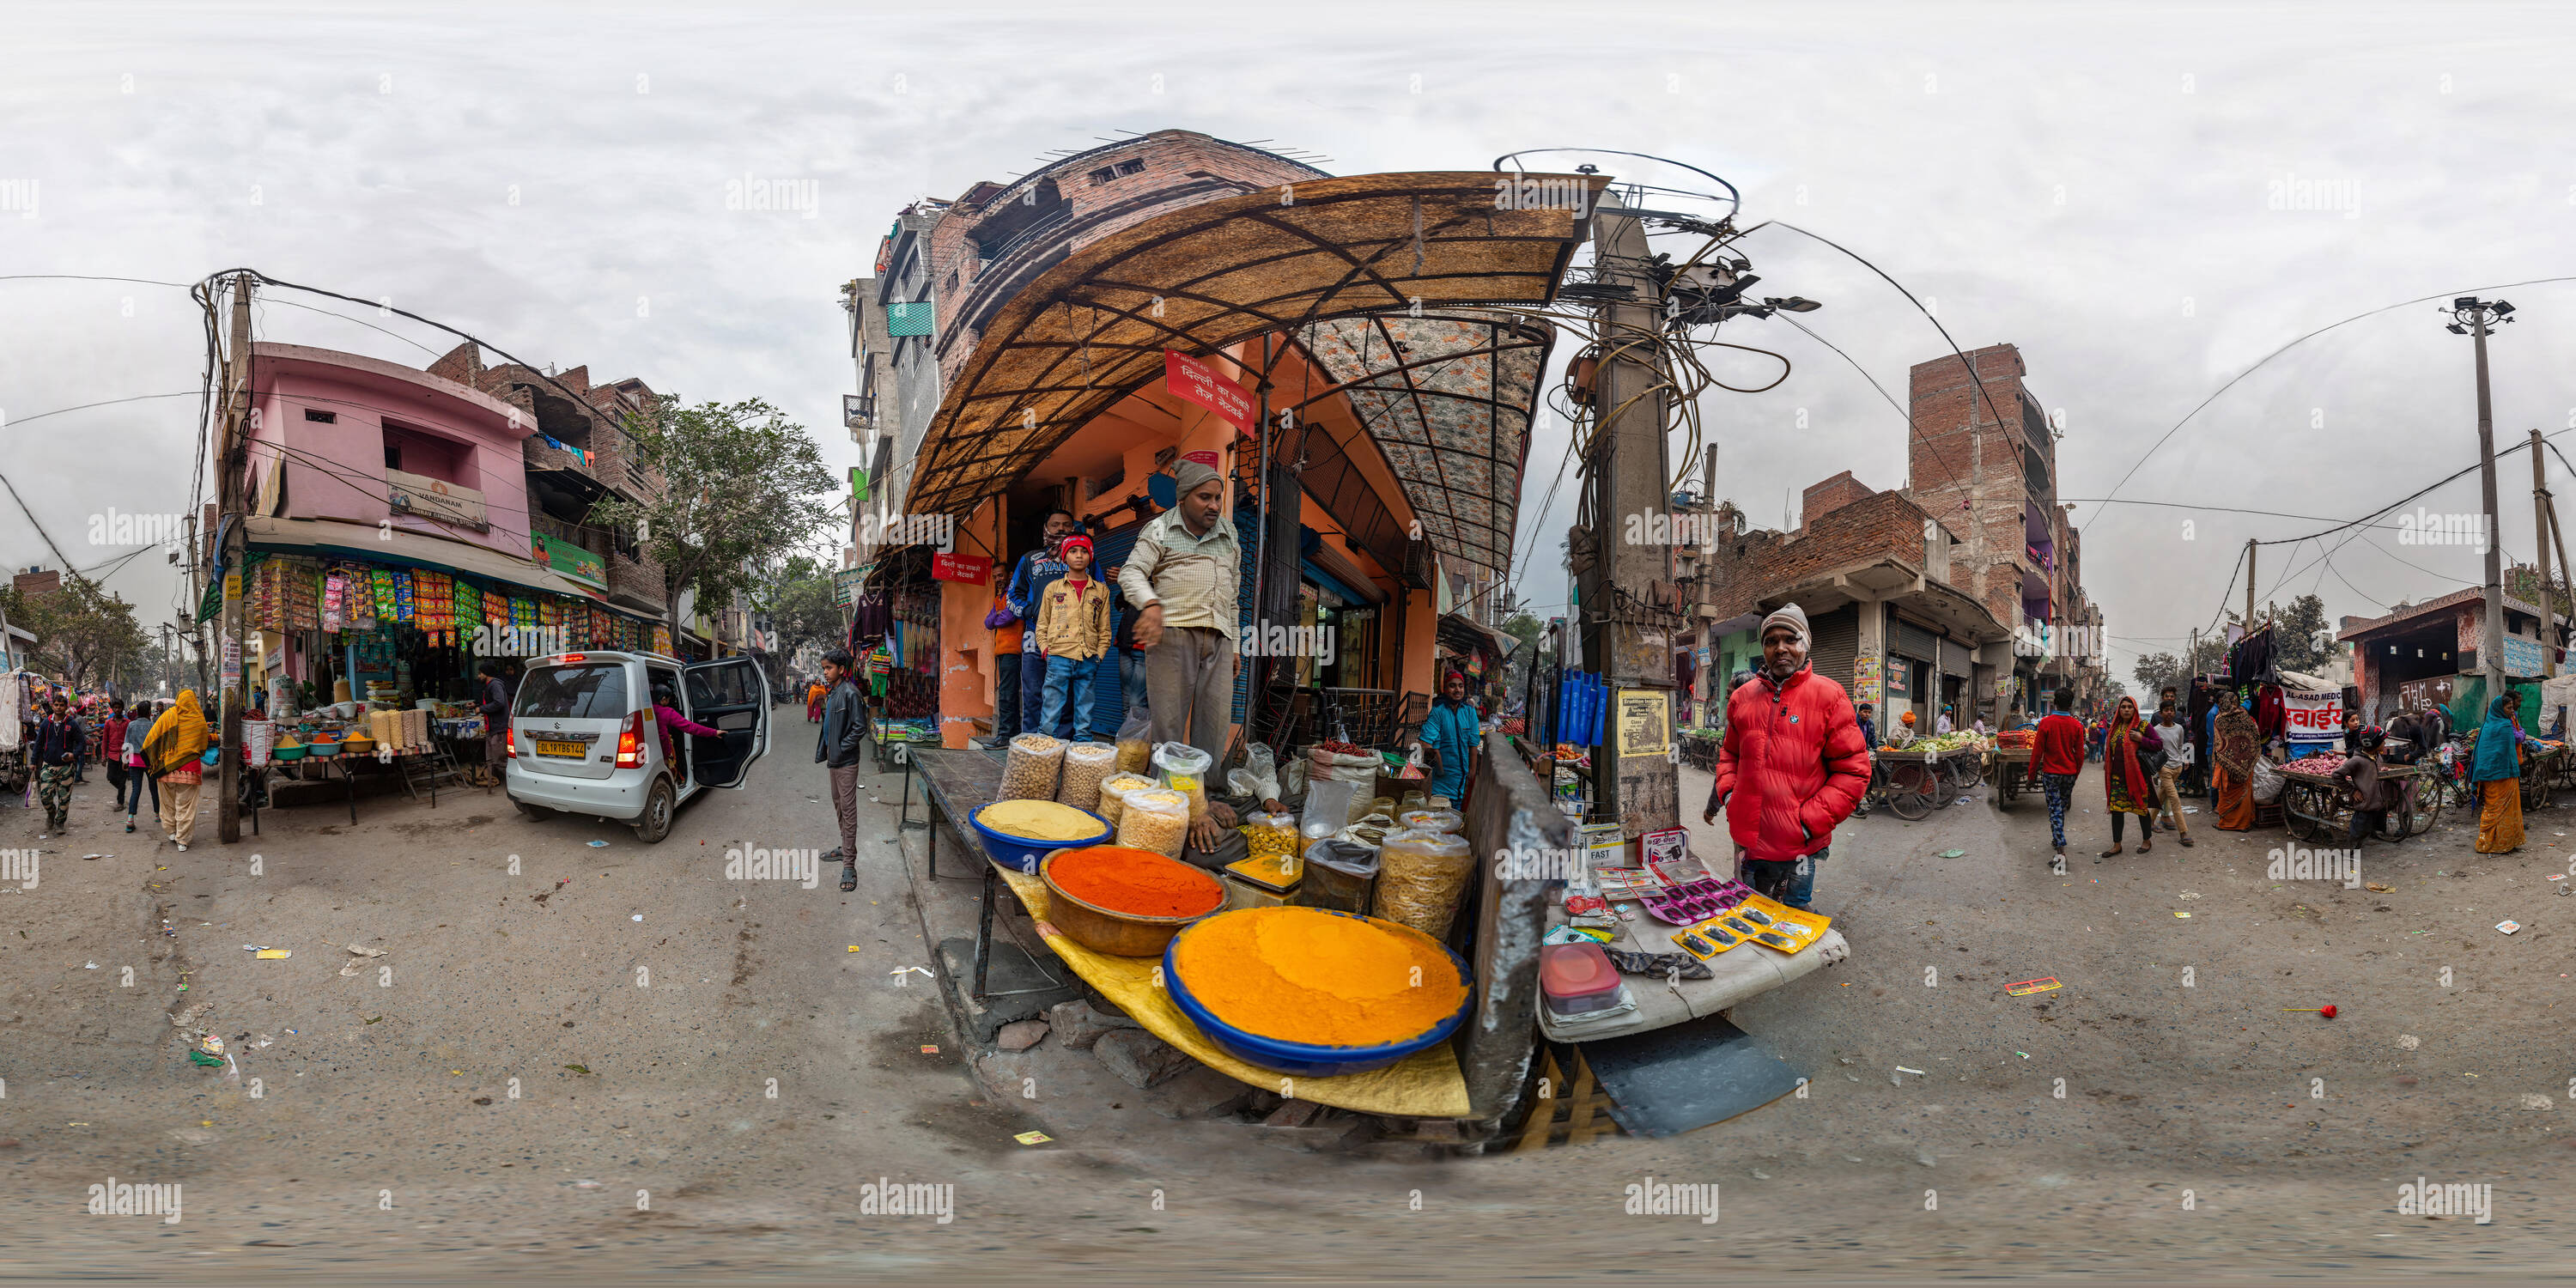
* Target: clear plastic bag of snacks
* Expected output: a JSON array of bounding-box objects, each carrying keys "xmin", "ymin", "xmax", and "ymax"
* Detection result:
[
  {"xmin": 1116, "ymin": 787, "xmax": 1191, "ymax": 859},
  {"xmin": 1374, "ymin": 828, "xmax": 1476, "ymax": 939},
  {"xmin": 1153, "ymin": 741, "xmax": 1214, "ymax": 820},
  {"xmin": 1056, "ymin": 742, "xmax": 1120, "ymax": 811},
  {"xmin": 1095, "ymin": 772, "xmax": 1155, "ymax": 826},
  {"xmin": 1243, "ymin": 811, "xmax": 1300, "ymax": 864},
  {"xmin": 1000, "ymin": 733, "xmax": 1066, "ymax": 799},
  {"xmin": 1115, "ymin": 712, "xmax": 1154, "ymax": 775},
  {"xmin": 1397, "ymin": 807, "xmax": 1463, "ymax": 835}
]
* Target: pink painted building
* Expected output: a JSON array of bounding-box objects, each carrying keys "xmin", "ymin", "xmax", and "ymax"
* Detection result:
[{"xmin": 246, "ymin": 342, "xmax": 534, "ymax": 559}]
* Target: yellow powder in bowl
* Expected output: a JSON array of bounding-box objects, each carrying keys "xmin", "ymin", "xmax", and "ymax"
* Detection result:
[
  {"xmin": 1171, "ymin": 907, "xmax": 1465, "ymax": 1048},
  {"xmin": 975, "ymin": 799, "xmax": 1105, "ymax": 841}
]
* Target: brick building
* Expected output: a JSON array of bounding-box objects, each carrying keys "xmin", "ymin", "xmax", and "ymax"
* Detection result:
[
  {"xmin": 1904, "ymin": 343, "xmax": 2105, "ymax": 715},
  {"xmin": 1688, "ymin": 471, "xmax": 2008, "ymax": 728},
  {"xmin": 2336, "ymin": 580, "xmax": 2571, "ymax": 723}
]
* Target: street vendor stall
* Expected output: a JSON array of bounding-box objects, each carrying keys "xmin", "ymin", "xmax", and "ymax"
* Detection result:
[
  {"xmin": 1984, "ymin": 728, "xmax": 2035, "ymax": 810},
  {"xmin": 1873, "ymin": 730, "xmax": 1985, "ymax": 819},
  {"xmin": 2275, "ymin": 754, "xmax": 2440, "ymax": 842}
]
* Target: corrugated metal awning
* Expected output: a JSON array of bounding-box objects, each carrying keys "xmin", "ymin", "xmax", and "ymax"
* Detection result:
[{"xmin": 902, "ymin": 171, "xmax": 1606, "ymax": 541}]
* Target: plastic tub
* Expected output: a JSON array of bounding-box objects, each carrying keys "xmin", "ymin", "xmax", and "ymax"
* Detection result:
[
  {"xmin": 1162, "ymin": 909, "xmax": 1473, "ymax": 1078},
  {"xmin": 1540, "ymin": 943, "xmax": 1625, "ymax": 1016},
  {"xmin": 969, "ymin": 805, "xmax": 1110, "ymax": 873}
]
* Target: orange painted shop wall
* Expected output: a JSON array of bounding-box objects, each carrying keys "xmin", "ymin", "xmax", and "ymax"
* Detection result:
[{"xmin": 939, "ymin": 501, "xmax": 1005, "ymax": 748}]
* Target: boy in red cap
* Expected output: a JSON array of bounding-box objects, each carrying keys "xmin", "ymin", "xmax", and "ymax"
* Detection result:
[{"xmin": 1035, "ymin": 534, "xmax": 1113, "ymax": 738}]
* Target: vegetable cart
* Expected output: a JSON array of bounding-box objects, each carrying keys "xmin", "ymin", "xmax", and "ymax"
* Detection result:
[{"xmin": 2276, "ymin": 762, "xmax": 2439, "ymax": 843}]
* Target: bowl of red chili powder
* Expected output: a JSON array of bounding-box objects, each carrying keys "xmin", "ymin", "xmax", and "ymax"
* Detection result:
[{"xmin": 1039, "ymin": 845, "xmax": 1228, "ymax": 957}]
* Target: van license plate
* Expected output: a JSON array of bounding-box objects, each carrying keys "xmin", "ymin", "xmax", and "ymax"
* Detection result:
[{"xmin": 534, "ymin": 739, "xmax": 586, "ymax": 758}]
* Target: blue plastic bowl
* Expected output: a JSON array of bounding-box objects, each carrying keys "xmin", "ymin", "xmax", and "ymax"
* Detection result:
[
  {"xmin": 968, "ymin": 805, "xmax": 1110, "ymax": 873},
  {"xmin": 1162, "ymin": 908, "xmax": 1474, "ymax": 1078}
]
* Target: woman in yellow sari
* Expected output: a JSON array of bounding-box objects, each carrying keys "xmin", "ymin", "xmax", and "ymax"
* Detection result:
[
  {"xmin": 141, "ymin": 690, "xmax": 215, "ymax": 850},
  {"xmin": 2472, "ymin": 693, "xmax": 2530, "ymax": 854}
]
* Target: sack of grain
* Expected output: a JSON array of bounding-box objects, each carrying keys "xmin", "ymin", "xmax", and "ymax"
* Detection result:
[{"xmin": 1000, "ymin": 733, "xmax": 1066, "ymax": 800}]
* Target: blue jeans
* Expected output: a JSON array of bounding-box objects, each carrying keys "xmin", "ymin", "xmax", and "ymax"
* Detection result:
[
  {"xmin": 2040, "ymin": 771, "xmax": 2075, "ymax": 849},
  {"xmin": 1020, "ymin": 644, "xmax": 1048, "ymax": 738},
  {"xmin": 1119, "ymin": 647, "xmax": 1147, "ymax": 720},
  {"xmin": 1041, "ymin": 654, "xmax": 1099, "ymax": 739},
  {"xmin": 1740, "ymin": 847, "xmax": 1822, "ymax": 911},
  {"xmin": 119, "ymin": 765, "xmax": 158, "ymax": 817}
]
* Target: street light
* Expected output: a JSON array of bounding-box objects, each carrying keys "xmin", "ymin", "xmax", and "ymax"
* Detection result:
[{"xmin": 2448, "ymin": 296, "xmax": 2519, "ymax": 696}]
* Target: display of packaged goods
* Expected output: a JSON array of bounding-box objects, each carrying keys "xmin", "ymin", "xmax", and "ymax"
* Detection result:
[
  {"xmin": 1242, "ymin": 811, "xmax": 1300, "ymax": 864},
  {"xmin": 1000, "ymin": 733, "xmax": 1066, "ymax": 799}
]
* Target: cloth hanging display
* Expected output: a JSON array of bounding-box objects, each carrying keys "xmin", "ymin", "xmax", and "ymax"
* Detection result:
[{"xmin": 2252, "ymin": 683, "xmax": 2286, "ymax": 739}]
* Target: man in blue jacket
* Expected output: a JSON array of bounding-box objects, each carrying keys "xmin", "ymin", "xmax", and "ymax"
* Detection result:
[
  {"xmin": 815, "ymin": 650, "xmax": 866, "ymax": 892},
  {"xmin": 1419, "ymin": 670, "xmax": 1482, "ymax": 804}
]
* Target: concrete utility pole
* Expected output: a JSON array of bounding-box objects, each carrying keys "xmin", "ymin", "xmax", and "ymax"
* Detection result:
[
  {"xmin": 1578, "ymin": 188, "xmax": 1678, "ymax": 836},
  {"xmin": 217, "ymin": 272, "xmax": 253, "ymax": 843},
  {"xmin": 2243, "ymin": 539, "xmax": 2257, "ymax": 639},
  {"xmin": 2534, "ymin": 427, "xmax": 2555, "ymax": 678},
  {"xmin": 2451, "ymin": 298, "xmax": 2515, "ymax": 698}
]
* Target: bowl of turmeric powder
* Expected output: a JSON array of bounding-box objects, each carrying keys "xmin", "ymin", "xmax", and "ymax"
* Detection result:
[
  {"xmin": 1039, "ymin": 845, "xmax": 1226, "ymax": 957},
  {"xmin": 1161, "ymin": 906, "xmax": 1473, "ymax": 1077}
]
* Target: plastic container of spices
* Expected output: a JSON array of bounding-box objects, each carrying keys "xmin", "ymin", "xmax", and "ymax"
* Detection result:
[
  {"xmin": 1243, "ymin": 811, "xmax": 1301, "ymax": 866},
  {"xmin": 1095, "ymin": 773, "xmax": 1156, "ymax": 827},
  {"xmin": 1397, "ymin": 808, "xmax": 1463, "ymax": 835},
  {"xmin": 1153, "ymin": 742, "xmax": 1215, "ymax": 820},
  {"xmin": 1540, "ymin": 944, "xmax": 1625, "ymax": 1016}
]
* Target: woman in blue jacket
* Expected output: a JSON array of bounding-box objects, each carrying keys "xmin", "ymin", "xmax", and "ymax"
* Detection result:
[{"xmin": 1419, "ymin": 671, "xmax": 1483, "ymax": 805}]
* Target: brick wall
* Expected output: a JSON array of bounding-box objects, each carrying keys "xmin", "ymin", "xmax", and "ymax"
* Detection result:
[
  {"xmin": 1801, "ymin": 471, "xmax": 1874, "ymax": 526},
  {"xmin": 1698, "ymin": 488, "xmax": 1951, "ymax": 622},
  {"xmin": 1906, "ymin": 343, "xmax": 2044, "ymax": 631}
]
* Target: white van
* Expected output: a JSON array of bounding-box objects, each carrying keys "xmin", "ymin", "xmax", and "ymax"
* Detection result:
[{"xmin": 504, "ymin": 651, "xmax": 772, "ymax": 842}]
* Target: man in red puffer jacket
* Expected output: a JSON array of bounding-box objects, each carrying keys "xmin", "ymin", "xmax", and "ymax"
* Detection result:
[{"xmin": 1702, "ymin": 604, "xmax": 1869, "ymax": 910}]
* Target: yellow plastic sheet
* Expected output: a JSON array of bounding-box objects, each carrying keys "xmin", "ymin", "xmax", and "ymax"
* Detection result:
[{"xmin": 994, "ymin": 865, "xmax": 1471, "ymax": 1117}]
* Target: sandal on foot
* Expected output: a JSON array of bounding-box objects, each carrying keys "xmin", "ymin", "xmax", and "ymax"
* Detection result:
[
  {"xmin": 2137, "ymin": 842, "xmax": 2153, "ymax": 853},
  {"xmin": 839, "ymin": 866, "xmax": 858, "ymax": 892},
  {"xmin": 2178, "ymin": 836, "xmax": 2195, "ymax": 847},
  {"xmin": 2099, "ymin": 847, "xmax": 2123, "ymax": 858}
]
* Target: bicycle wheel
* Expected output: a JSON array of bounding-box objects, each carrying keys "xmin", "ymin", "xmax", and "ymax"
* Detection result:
[{"xmin": 1886, "ymin": 762, "xmax": 1935, "ymax": 820}]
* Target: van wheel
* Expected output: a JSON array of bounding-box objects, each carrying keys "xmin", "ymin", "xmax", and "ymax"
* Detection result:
[
  {"xmin": 633, "ymin": 779, "xmax": 676, "ymax": 843},
  {"xmin": 512, "ymin": 793, "xmax": 550, "ymax": 821}
]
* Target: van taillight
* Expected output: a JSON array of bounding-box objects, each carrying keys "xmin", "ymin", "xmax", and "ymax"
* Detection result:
[
  {"xmin": 615, "ymin": 711, "xmax": 645, "ymax": 769},
  {"xmin": 504, "ymin": 727, "xmax": 517, "ymax": 759}
]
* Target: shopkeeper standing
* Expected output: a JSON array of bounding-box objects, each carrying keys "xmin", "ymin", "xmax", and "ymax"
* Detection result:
[
  {"xmin": 1419, "ymin": 670, "xmax": 1482, "ymax": 804},
  {"xmin": 1700, "ymin": 605, "xmax": 1869, "ymax": 911},
  {"xmin": 1121, "ymin": 459, "xmax": 1242, "ymax": 854}
]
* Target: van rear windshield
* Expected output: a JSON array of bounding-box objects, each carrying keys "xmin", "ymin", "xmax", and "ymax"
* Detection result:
[{"xmin": 515, "ymin": 665, "xmax": 629, "ymax": 720}]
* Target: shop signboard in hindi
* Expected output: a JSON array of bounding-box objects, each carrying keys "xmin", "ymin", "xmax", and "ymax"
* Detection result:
[
  {"xmin": 531, "ymin": 533, "xmax": 607, "ymax": 592},
  {"xmin": 931, "ymin": 552, "xmax": 991, "ymax": 585},
  {"xmin": 1163, "ymin": 349, "xmax": 1254, "ymax": 432},
  {"xmin": 2283, "ymin": 689, "xmax": 2342, "ymax": 740},
  {"xmin": 1614, "ymin": 689, "xmax": 1670, "ymax": 758}
]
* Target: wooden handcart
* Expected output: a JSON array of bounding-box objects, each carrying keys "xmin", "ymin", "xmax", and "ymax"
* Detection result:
[
  {"xmin": 2276, "ymin": 762, "xmax": 2439, "ymax": 843},
  {"xmin": 1985, "ymin": 744, "xmax": 2032, "ymax": 809}
]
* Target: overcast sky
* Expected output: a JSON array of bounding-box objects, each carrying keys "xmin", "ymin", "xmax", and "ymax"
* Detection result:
[{"xmin": 7, "ymin": 2, "xmax": 2574, "ymax": 681}]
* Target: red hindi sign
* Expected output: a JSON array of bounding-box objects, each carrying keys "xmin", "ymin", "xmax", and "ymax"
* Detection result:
[
  {"xmin": 1163, "ymin": 350, "xmax": 1255, "ymax": 432},
  {"xmin": 1182, "ymin": 449, "xmax": 1220, "ymax": 468},
  {"xmin": 931, "ymin": 552, "xmax": 991, "ymax": 585}
]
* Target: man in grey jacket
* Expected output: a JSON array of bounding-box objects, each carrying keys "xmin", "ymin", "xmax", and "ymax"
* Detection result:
[{"xmin": 815, "ymin": 649, "xmax": 867, "ymax": 891}]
